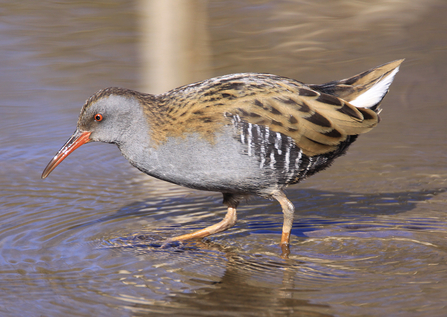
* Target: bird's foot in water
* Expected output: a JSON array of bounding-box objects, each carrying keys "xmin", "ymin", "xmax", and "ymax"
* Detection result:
[
  {"xmin": 160, "ymin": 238, "xmax": 184, "ymax": 249},
  {"xmin": 280, "ymin": 243, "xmax": 290, "ymax": 259}
]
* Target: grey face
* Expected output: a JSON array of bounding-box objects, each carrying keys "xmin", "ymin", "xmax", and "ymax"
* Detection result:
[
  {"xmin": 41, "ymin": 93, "xmax": 150, "ymax": 179},
  {"xmin": 78, "ymin": 95, "xmax": 145, "ymax": 145}
]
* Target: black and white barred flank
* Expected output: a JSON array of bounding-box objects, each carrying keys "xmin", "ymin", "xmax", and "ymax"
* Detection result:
[{"xmin": 226, "ymin": 112, "xmax": 358, "ymax": 186}]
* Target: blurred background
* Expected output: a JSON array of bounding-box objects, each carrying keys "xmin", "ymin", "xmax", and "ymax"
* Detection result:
[{"xmin": 1, "ymin": 0, "xmax": 446, "ymax": 316}]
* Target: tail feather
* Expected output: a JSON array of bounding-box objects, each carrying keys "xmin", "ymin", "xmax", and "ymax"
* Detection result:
[{"xmin": 309, "ymin": 59, "xmax": 404, "ymax": 111}]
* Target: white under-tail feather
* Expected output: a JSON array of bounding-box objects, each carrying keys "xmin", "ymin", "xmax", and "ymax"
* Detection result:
[{"xmin": 349, "ymin": 66, "xmax": 400, "ymax": 109}]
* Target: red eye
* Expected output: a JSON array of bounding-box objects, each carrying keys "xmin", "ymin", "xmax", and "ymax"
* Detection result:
[{"xmin": 94, "ymin": 113, "xmax": 103, "ymax": 122}]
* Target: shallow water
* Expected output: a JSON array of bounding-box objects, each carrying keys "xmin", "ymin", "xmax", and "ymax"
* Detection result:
[{"xmin": 1, "ymin": 1, "xmax": 447, "ymax": 316}]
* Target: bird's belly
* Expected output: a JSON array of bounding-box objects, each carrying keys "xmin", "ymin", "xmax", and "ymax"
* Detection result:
[
  {"xmin": 120, "ymin": 126, "xmax": 348, "ymax": 195},
  {"xmin": 122, "ymin": 130, "xmax": 280, "ymax": 194}
]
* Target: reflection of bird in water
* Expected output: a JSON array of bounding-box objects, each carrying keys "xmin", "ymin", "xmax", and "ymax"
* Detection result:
[
  {"xmin": 168, "ymin": 246, "xmax": 333, "ymax": 317},
  {"xmin": 42, "ymin": 60, "xmax": 403, "ymax": 257},
  {"xmin": 109, "ymin": 236, "xmax": 333, "ymax": 316}
]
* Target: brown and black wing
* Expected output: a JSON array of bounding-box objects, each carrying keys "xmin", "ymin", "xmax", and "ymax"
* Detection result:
[
  {"xmin": 219, "ymin": 87, "xmax": 378, "ymax": 157},
  {"xmin": 156, "ymin": 74, "xmax": 378, "ymax": 157}
]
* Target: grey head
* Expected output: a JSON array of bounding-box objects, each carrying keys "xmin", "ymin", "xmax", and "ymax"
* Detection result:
[{"xmin": 41, "ymin": 87, "xmax": 155, "ymax": 179}]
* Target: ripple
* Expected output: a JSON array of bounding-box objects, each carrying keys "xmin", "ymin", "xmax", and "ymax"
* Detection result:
[{"xmin": 1, "ymin": 1, "xmax": 447, "ymax": 315}]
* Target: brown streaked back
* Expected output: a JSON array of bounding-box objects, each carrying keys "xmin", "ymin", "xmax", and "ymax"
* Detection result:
[{"xmin": 148, "ymin": 72, "xmax": 380, "ymax": 156}]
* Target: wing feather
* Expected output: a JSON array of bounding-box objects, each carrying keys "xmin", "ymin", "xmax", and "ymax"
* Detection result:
[{"xmin": 156, "ymin": 73, "xmax": 381, "ymax": 156}]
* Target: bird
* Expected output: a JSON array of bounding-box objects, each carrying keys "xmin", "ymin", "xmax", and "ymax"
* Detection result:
[{"xmin": 42, "ymin": 59, "xmax": 403, "ymax": 257}]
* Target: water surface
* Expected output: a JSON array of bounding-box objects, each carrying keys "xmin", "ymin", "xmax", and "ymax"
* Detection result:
[{"xmin": 1, "ymin": 1, "xmax": 447, "ymax": 316}]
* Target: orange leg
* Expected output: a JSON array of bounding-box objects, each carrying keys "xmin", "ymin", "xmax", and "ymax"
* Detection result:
[
  {"xmin": 273, "ymin": 191, "xmax": 295, "ymax": 259},
  {"xmin": 168, "ymin": 206, "xmax": 237, "ymax": 242}
]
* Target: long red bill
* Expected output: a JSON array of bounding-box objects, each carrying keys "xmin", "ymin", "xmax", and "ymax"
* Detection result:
[{"xmin": 41, "ymin": 130, "xmax": 92, "ymax": 179}]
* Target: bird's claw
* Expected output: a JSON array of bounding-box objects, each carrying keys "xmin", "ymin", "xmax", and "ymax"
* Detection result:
[
  {"xmin": 280, "ymin": 242, "xmax": 290, "ymax": 259},
  {"xmin": 161, "ymin": 238, "xmax": 183, "ymax": 249}
]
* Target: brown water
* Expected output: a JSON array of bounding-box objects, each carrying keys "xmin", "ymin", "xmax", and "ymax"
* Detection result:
[{"xmin": 1, "ymin": 1, "xmax": 447, "ymax": 316}]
